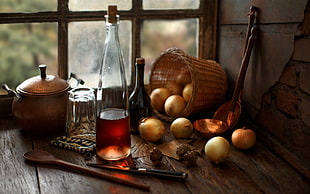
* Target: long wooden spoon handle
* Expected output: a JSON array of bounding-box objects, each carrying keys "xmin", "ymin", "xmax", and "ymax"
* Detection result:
[
  {"xmin": 55, "ymin": 159, "xmax": 150, "ymax": 191},
  {"xmin": 229, "ymin": 27, "xmax": 257, "ymax": 112},
  {"xmin": 243, "ymin": 6, "xmax": 258, "ymax": 56},
  {"xmin": 238, "ymin": 6, "xmax": 257, "ymax": 100}
]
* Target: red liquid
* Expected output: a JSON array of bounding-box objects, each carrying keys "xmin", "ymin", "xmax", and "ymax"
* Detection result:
[{"xmin": 96, "ymin": 109, "xmax": 131, "ymax": 160}]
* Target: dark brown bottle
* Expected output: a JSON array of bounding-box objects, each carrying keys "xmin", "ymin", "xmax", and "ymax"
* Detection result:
[{"xmin": 129, "ymin": 58, "xmax": 152, "ymax": 134}]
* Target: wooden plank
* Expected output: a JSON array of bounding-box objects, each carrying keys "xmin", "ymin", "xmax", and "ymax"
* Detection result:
[
  {"xmin": 32, "ymin": 134, "xmax": 188, "ymax": 193},
  {"xmin": 1, "ymin": 118, "xmax": 309, "ymax": 193},
  {"xmin": 130, "ymin": 133, "xmax": 263, "ymax": 193},
  {"xmin": 219, "ymin": 0, "xmax": 308, "ymax": 24},
  {"xmin": 178, "ymin": 148, "xmax": 263, "ymax": 193},
  {"xmin": 31, "ymin": 132, "xmax": 261, "ymax": 193},
  {"xmin": 0, "ymin": 119, "xmax": 39, "ymax": 194},
  {"xmin": 32, "ymin": 137, "xmax": 138, "ymax": 193},
  {"xmin": 229, "ymin": 142, "xmax": 310, "ymax": 193}
]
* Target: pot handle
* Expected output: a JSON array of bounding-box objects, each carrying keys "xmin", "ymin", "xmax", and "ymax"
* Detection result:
[
  {"xmin": 68, "ymin": 73, "xmax": 85, "ymax": 87},
  {"xmin": 1, "ymin": 84, "xmax": 22, "ymax": 102},
  {"xmin": 39, "ymin": 64, "xmax": 47, "ymax": 79}
]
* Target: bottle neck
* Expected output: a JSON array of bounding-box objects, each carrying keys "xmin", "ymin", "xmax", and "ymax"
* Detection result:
[
  {"xmin": 105, "ymin": 15, "xmax": 119, "ymax": 40},
  {"xmin": 135, "ymin": 64, "xmax": 145, "ymax": 89}
]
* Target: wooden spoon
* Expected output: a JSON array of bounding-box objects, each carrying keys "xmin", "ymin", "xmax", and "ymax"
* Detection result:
[{"xmin": 23, "ymin": 150, "xmax": 150, "ymax": 191}]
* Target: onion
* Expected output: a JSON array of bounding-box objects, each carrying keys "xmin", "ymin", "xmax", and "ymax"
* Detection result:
[
  {"xmin": 204, "ymin": 136, "xmax": 230, "ymax": 164},
  {"xmin": 165, "ymin": 82, "xmax": 183, "ymax": 96},
  {"xmin": 170, "ymin": 117, "xmax": 193, "ymax": 139},
  {"xmin": 138, "ymin": 117, "xmax": 165, "ymax": 142},
  {"xmin": 182, "ymin": 83, "xmax": 193, "ymax": 103},
  {"xmin": 150, "ymin": 88, "xmax": 171, "ymax": 112},
  {"xmin": 231, "ymin": 127, "xmax": 256, "ymax": 149},
  {"xmin": 164, "ymin": 95, "xmax": 186, "ymax": 117},
  {"xmin": 176, "ymin": 71, "xmax": 191, "ymax": 86}
]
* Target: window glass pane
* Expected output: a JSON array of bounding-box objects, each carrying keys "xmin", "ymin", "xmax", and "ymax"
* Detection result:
[
  {"xmin": 68, "ymin": 21, "xmax": 132, "ymax": 88},
  {"xmin": 0, "ymin": 0, "xmax": 57, "ymax": 12},
  {"xmin": 69, "ymin": 0, "xmax": 132, "ymax": 11},
  {"xmin": 0, "ymin": 23, "xmax": 58, "ymax": 95},
  {"xmin": 143, "ymin": 0, "xmax": 199, "ymax": 10},
  {"xmin": 141, "ymin": 19, "xmax": 198, "ymax": 84}
]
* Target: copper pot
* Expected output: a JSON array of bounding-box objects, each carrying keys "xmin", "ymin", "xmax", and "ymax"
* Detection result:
[{"xmin": 2, "ymin": 64, "xmax": 70, "ymax": 135}]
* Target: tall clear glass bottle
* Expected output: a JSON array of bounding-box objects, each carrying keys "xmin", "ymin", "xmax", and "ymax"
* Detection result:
[
  {"xmin": 129, "ymin": 58, "xmax": 152, "ymax": 134},
  {"xmin": 96, "ymin": 5, "xmax": 130, "ymax": 161}
]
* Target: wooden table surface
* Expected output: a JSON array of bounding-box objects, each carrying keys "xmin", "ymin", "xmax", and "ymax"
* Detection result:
[{"xmin": 1, "ymin": 117, "xmax": 309, "ymax": 194}]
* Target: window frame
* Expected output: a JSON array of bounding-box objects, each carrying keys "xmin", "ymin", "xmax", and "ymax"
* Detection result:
[{"xmin": 0, "ymin": 0, "xmax": 218, "ymax": 82}]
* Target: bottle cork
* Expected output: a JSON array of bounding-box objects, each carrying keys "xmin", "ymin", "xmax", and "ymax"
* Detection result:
[
  {"xmin": 136, "ymin": 57, "xmax": 145, "ymax": 65},
  {"xmin": 108, "ymin": 5, "xmax": 117, "ymax": 23}
]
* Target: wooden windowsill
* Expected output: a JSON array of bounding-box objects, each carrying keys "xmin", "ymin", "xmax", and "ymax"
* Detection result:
[{"xmin": 0, "ymin": 117, "xmax": 309, "ymax": 193}]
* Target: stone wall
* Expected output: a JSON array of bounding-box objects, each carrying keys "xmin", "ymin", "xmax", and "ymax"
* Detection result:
[{"xmin": 257, "ymin": 60, "xmax": 310, "ymax": 165}]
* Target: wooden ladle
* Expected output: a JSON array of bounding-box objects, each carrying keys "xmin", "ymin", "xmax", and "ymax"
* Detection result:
[{"xmin": 23, "ymin": 150, "xmax": 150, "ymax": 191}]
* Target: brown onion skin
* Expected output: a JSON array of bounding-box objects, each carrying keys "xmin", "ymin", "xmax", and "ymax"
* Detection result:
[
  {"xmin": 170, "ymin": 117, "xmax": 193, "ymax": 139},
  {"xmin": 150, "ymin": 88, "xmax": 171, "ymax": 112},
  {"xmin": 176, "ymin": 71, "xmax": 191, "ymax": 86},
  {"xmin": 138, "ymin": 117, "xmax": 165, "ymax": 142},
  {"xmin": 204, "ymin": 136, "xmax": 230, "ymax": 164},
  {"xmin": 165, "ymin": 82, "xmax": 183, "ymax": 96},
  {"xmin": 231, "ymin": 128, "xmax": 256, "ymax": 150},
  {"xmin": 182, "ymin": 83, "xmax": 192, "ymax": 103},
  {"xmin": 164, "ymin": 95, "xmax": 186, "ymax": 117}
]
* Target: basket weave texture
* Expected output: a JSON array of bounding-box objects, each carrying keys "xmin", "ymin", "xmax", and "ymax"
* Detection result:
[{"xmin": 149, "ymin": 48, "xmax": 227, "ymax": 121}]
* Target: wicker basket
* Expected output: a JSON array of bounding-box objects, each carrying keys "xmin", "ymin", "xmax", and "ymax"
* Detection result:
[{"xmin": 149, "ymin": 48, "xmax": 227, "ymax": 122}]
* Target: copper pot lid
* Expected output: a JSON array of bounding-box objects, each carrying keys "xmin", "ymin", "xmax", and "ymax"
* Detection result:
[{"xmin": 16, "ymin": 64, "xmax": 70, "ymax": 96}]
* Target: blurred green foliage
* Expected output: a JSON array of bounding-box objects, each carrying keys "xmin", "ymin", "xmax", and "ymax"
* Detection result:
[{"xmin": 0, "ymin": 0, "xmax": 57, "ymax": 94}]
